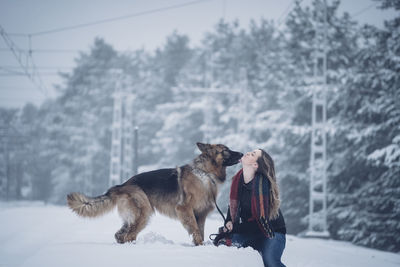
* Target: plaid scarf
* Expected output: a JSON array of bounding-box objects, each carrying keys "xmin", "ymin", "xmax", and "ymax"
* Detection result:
[{"xmin": 229, "ymin": 169, "xmax": 275, "ymax": 238}]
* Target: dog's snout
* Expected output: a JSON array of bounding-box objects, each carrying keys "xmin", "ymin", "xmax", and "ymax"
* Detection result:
[{"xmin": 232, "ymin": 151, "xmax": 243, "ymax": 158}]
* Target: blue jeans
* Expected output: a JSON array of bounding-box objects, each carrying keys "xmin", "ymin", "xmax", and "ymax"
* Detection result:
[{"xmin": 231, "ymin": 232, "xmax": 286, "ymax": 267}]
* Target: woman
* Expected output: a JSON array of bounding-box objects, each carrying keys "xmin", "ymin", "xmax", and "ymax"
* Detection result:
[{"xmin": 223, "ymin": 149, "xmax": 286, "ymax": 267}]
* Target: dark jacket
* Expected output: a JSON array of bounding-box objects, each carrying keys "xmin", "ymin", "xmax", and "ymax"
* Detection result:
[{"xmin": 225, "ymin": 178, "xmax": 286, "ymax": 235}]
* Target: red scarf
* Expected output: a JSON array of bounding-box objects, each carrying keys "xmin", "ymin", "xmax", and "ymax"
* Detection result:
[{"xmin": 229, "ymin": 169, "xmax": 274, "ymax": 238}]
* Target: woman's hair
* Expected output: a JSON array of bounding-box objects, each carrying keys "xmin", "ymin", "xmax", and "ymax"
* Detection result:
[{"xmin": 256, "ymin": 149, "xmax": 280, "ymax": 219}]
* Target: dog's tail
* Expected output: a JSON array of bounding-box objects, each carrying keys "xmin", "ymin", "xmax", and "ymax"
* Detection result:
[{"xmin": 67, "ymin": 189, "xmax": 117, "ymax": 218}]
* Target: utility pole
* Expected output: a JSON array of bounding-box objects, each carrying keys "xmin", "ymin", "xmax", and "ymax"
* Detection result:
[
  {"xmin": 0, "ymin": 125, "xmax": 26, "ymax": 201},
  {"xmin": 306, "ymin": 0, "xmax": 330, "ymax": 238},
  {"xmin": 3, "ymin": 137, "xmax": 9, "ymax": 201},
  {"xmin": 133, "ymin": 126, "xmax": 139, "ymax": 176},
  {"xmin": 109, "ymin": 70, "xmax": 136, "ymax": 186}
]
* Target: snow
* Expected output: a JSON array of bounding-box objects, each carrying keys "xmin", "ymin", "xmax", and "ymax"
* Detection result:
[{"xmin": 1, "ymin": 202, "xmax": 399, "ymax": 267}]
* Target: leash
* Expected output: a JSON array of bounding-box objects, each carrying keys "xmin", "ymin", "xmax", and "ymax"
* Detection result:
[
  {"xmin": 206, "ymin": 175, "xmax": 226, "ymax": 223},
  {"xmin": 191, "ymin": 165, "xmax": 227, "ymax": 223},
  {"xmin": 208, "ymin": 178, "xmax": 230, "ymax": 244},
  {"xmin": 209, "ymin": 193, "xmax": 228, "ymax": 243},
  {"xmin": 207, "ymin": 178, "xmax": 239, "ymax": 246},
  {"xmin": 212, "ymin": 191, "xmax": 226, "ymax": 223},
  {"xmin": 190, "ymin": 166, "xmax": 228, "ymax": 242}
]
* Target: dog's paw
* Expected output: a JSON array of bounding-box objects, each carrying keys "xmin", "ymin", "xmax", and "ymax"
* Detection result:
[
  {"xmin": 192, "ymin": 232, "xmax": 203, "ymax": 246},
  {"xmin": 115, "ymin": 232, "xmax": 126, "ymax": 244}
]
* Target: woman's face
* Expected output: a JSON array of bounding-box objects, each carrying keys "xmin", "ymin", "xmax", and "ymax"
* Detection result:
[{"xmin": 241, "ymin": 149, "xmax": 262, "ymax": 166}]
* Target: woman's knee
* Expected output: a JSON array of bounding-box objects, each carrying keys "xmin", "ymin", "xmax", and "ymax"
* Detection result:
[
  {"xmin": 232, "ymin": 233, "xmax": 258, "ymax": 248},
  {"xmin": 262, "ymin": 256, "xmax": 285, "ymax": 267},
  {"xmin": 260, "ymin": 234, "xmax": 286, "ymax": 267},
  {"xmin": 231, "ymin": 233, "xmax": 247, "ymax": 247}
]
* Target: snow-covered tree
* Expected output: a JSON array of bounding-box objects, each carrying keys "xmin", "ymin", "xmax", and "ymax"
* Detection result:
[
  {"xmin": 46, "ymin": 38, "xmax": 118, "ymax": 202},
  {"xmin": 328, "ymin": 0, "xmax": 400, "ymax": 252},
  {"xmin": 268, "ymin": 0, "xmax": 361, "ymax": 234}
]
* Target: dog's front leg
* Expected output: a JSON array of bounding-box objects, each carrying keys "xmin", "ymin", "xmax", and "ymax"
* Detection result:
[
  {"xmin": 196, "ymin": 215, "xmax": 206, "ymax": 241},
  {"xmin": 176, "ymin": 204, "xmax": 202, "ymax": 245}
]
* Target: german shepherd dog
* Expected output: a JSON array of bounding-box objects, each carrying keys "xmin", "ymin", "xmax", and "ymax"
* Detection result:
[{"xmin": 67, "ymin": 143, "xmax": 242, "ymax": 245}]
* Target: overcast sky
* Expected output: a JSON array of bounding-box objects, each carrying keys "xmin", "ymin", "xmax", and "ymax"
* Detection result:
[{"xmin": 0, "ymin": 0, "xmax": 397, "ymax": 108}]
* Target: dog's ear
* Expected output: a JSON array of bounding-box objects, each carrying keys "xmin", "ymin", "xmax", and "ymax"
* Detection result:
[{"xmin": 197, "ymin": 142, "xmax": 210, "ymax": 153}]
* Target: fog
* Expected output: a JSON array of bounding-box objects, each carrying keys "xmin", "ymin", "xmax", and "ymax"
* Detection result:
[{"xmin": 0, "ymin": 0, "xmax": 399, "ymax": 254}]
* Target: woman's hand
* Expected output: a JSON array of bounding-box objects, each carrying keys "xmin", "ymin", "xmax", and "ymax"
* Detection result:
[{"xmin": 224, "ymin": 221, "xmax": 233, "ymax": 232}]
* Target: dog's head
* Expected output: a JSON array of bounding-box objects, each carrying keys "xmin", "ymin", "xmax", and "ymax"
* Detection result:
[{"xmin": 196, "ymin": 142, "xmax": 243, "ymax": 167}]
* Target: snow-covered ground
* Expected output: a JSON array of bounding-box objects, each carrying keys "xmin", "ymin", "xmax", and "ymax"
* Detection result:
[{"xmin": 1, "ymin": 202, "xmax": 399, "ymax": 267}]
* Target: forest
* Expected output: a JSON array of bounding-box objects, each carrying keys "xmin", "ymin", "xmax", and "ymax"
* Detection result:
[{"xmin": 0, "ymin": 0, "xmax": 399, "ymax": 252}]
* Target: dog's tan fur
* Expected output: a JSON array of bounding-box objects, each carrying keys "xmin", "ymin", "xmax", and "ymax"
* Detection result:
[{"xmin": 67, "ymin": 143, "xmax": 242, "ymax": 245}]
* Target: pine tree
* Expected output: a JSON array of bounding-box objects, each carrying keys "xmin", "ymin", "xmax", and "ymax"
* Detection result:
[
  {"xmin": 328, "ymin": 0, "xmax": 400, "ymax": 252},
  {"xmin": 276, "ymin": 0, "xmax": 360, "ymax": 234},
  {"xmin": 46, "ymin": 38, "xmax": 118, "ymax": 203}
]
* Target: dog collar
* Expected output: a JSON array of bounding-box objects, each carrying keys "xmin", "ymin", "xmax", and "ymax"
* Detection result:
[{"xmin": 190, "ymin": 165, "xmax": 217, "ymax": 186}]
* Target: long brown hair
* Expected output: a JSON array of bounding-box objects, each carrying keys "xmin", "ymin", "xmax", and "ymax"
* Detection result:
[{"xmin": 256, "ymin": 149, "xmax": 280, "ymax": 219}]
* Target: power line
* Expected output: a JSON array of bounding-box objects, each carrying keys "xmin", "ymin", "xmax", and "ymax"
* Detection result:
[
  {"xmin": 0, "ymin": 73, "xmax": 62, "ymax": 76},
  {"xmin": 277, "ymin": 0, "xmax": 296, "ymax": 26},
  {"xmin": 0, "ymin": 66, "xmax": 130, "ymax": 71},
  {"xmin": 9, "ymin": 0, "xmax": 211, "ymax": 37},
  {"xmin": 352, "ymin": 3, "xmax": 377, "ymax": 18},
  {"xmin": 0, "ymin": 48, "xmax": 140, "ymax": 54},
  {"xmin": 0, "ymin": 48, "xmax": 80, "ymax": 53},
  {"xmin": 6, "ymin": 33, "xmax": 27, "ymax": 37},
  {"xmin": 0, "ymin": 66, "xmax": 25, "ymax": 75},
  {"xmin": 277, "ymin": 0, "xmax": 304, "ymax": 27},
  {"xmin": 0, "ymin": 95, "xmax": 44, "ymax": 100},
  {"xmin": 0, "ymin": 25, "xmax": 48, "ymax": 96},
  {"xmin": 0, "ymin": 65, "xmax": 73, "ymax": 69}
]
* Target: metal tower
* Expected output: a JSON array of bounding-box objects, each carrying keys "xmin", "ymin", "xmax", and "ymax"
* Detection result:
[
  {"xmin": 306, "ymin": 0, "xmax": 330, "ymax": 238},
  {"xmin": 109, "ymin": 70, "xmax": 135, "ymax": 187}
]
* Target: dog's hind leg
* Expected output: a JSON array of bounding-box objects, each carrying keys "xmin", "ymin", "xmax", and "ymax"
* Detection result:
[
  {"xmin": 115, "ymin": 186, "xmax": 153, "ymax": 244},
  {"xmin": 115, "ymin": 222, "xmax": 129, "ymax": 244},
  {"xmin": 124, "ymin": 198, "xmax": 152, "ymax": 243}
]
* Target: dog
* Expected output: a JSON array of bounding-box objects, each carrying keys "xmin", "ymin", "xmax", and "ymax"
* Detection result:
[{"xmin": 67, "ymin": 142, "xmax": 242, "ymax": 245}]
